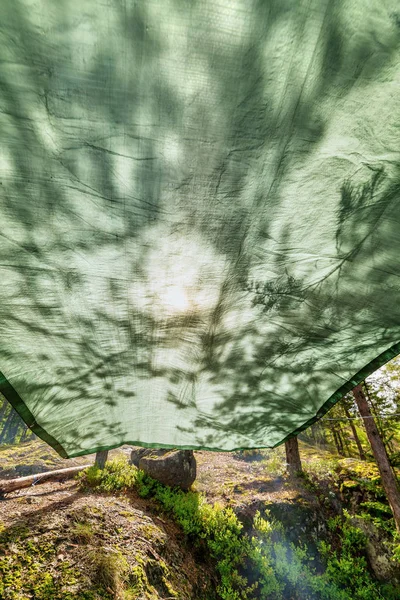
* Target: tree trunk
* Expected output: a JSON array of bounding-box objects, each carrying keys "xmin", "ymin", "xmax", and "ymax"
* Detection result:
[
  {"xmin": 0, "ymin": 396, "xmax": 10, "ymax": 422},
  {"xmin": 0, "ymin": 408, "xmax": 16, "ymax": 444},
  {"xmin": 316, "ymin": 422, "xmax": 327, "ymax": 448},
  {"xmin": 353, "ymin": 385, "xmax": 400, "ymax": 532},
  {"xmin": 363, "ymin": 381, "xmax": 394, "ymax": 454},
  {"xmin": 332, "ymin": 428, "xmax": 344, "ymax": 456},
  {"xmin": 95, "ymin": 450, "xmax": 109, "ymax": 469},
  {"xmin": 285, "ymin": 436, "xmax": 302, "ymax": 475},
  {"xmin": 362, "ymin": 383, "xmax": 399, "ymax": 483},
  {"xmin": 331, "ymin": 429, "xmax": 340, "ymax": 455},
  {"xmin": 20, "ymin": 425, "xmax": 30, "ymax": 443},
  {"xmin": 0, "ymin": 464, "xmax": 91, "ymax": 496},
  {"xmin": 343, "ymin": 405, "xmax": 366, "ymax": 461},
  {"xmin": 339, "ymin": 423, "xmax": 351, "ymax": 456},
  {"xmin": 337, "ymin": 427, "xmax": 347, "ymax": 456}
]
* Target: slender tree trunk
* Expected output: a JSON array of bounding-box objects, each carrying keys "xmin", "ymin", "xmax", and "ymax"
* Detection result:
[
  {"xmin": 9, "ymin": 415, "xmax": 21, "ymax": 443},
  {"xmin": 363, "ymin": 382, "xmax": 397, "ymax": 476},
  {"xmin": 333, "ymin": 428, "xmax": 345, "ymax": 456},
  {"xmin": 0, "ymin": 397, "xmax": 10, "ymax": 422},
  {"xmin": 0, "ymin": 409, "xmax": 16, "ymax": 444},
  {"xmin": 343, "ymin": 405, "xmax": 366, "ymax": 461},
  {"xmin": 317, "ymin": 422, "xmax": 327, "ymax": 447},
  {"xmin": 331, "ymin": 429, "xmax": 341, "ymax": 455},
  {"xmin": 20, "ymin": 425, "xmax": 31, "ymax": 443},
  {"xmin": 353, "ymin": 385, "xmax": 400, "ymax": 532},
  {"xmin": 339, "ymin": 423, "xmax": 351, "ymax": 456},
  {"xmin": 285, "ymin": 436, "xmax": 302, "ymax": 475},
  {"xmin": 337, "ymin": 427, "xmax": 346, "ymax": 456},
  {"xmin": 95, "ymin": 450, "xmax": 109, "ymax": 469},
  {"xmin": 363, "ymin": 381, "xmax": 394, "ymax": 454},
  {"xmin": 311, "ymin": 424, "xmax": 318, "ymax": 445}
]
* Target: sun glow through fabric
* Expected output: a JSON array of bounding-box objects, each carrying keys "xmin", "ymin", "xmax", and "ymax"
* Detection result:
[{"xmin": 0, "ymin": 0, "xmax": 400, "ymax": 457}]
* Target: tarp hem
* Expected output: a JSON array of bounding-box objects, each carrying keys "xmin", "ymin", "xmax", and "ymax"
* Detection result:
[
  {"xmin": 1, "ymin": 341, "xmax": 399, "ymax": 458},
  {"xmin": 0, "ymin": 371, "xmax": 68, "ymax": 458},
  {"xmin": 275, "ymin": 340, "xmax": 400, "ymax": 447}
]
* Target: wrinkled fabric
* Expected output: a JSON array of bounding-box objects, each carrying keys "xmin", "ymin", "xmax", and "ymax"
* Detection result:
[{"xmin": 1, "ymin": 0, "xmax": 400, "ymax": 457}]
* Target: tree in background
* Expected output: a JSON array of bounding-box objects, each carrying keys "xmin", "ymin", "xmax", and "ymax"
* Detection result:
[
  {"xmin": 353, "ymin": 384, "xmax": 400, "ymax": 532},
  {"xmin": 341, "ymin": 395, "xmax": 367, "ymax": 461},
  {"xmin": 363, "ymin": 376, "xmax": 399, "ymax": 462},
  {"xmin": 0, "ymin": 394, "xmax": 34, "ymax": 445},
  {"xmin": 285, "ymin": 436, "xmax": 302, "ymax": 475}
]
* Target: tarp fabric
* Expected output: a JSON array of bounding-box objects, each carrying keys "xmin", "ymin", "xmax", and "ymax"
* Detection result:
[{"xmin": 1, "ymin": 0, "xmax": 400, "ymax": 457}]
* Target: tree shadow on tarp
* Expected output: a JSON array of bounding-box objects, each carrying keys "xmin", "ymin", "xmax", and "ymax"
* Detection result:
[{"xmin": 0, "ymin": 0, "xmax": 399, "ymax": 455}]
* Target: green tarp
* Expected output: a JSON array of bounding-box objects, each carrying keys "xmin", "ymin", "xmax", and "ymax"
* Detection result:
[{"xmin": 1, "ymin": 0, "xmax": 400, "ymax": 458}]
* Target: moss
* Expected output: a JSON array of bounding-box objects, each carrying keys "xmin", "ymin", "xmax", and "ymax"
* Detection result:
[
  {"xmin": 0, "ymin": 517, "xmax": 124, "ymax": 599},
  {"xmin": 129, "ymin": 563, "xmax": 148, "ymax": 595},
  {"xmin": 0, "ymin": 534, "xmax": 88, "ymax": 600},
  {"xmin": 0, "ymin": 439, "xmax": 64, "ymax": 477},
  {"xmin": 341, "ymin": 479, "xmax": 360, "ymax": 491},
  {"xmin": 71, "ymin": 521, "xmax": 94, "ymax": 544},
  {"xmin": 88, "ymin": 548, "xmax": 128, "ymax": 598}
]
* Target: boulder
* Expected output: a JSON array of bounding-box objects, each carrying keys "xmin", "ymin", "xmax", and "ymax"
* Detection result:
[
  {"xmin": 352, "ymin": 517, "xmax": 400, "ymax": 583},
  {"xmin": 135, "ymin": 449, "xmax": 196, "ymax": 491},
  {"xmin": 130, "ymin": 447, "xmax": 164, "ymax": 467}
]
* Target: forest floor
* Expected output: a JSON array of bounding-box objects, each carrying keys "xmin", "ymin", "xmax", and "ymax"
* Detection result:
[
  {"xmin": 0, "ymin": 440, "xmax": 325, "ymax": 527},
  {"xmin": 0, "ymin": 440, "xmax": 399, "ymax": 599}
]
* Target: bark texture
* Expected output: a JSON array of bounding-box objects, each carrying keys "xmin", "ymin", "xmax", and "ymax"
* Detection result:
[
  {"xmin": 0, "ymin": 464, "xmax": 90, "ymax": 495},
  {"xmin": 353, "ymin": 385, "xmax": 400, "ymax": 531},
  {"xmin": 343, "ymin": 404, "xmax": 366, "ymax": 461},
  {"xmin": 285, "ymin": 436, "xmax": 302, "ymax": 475},
  {"xmin": 95, "ymin": 450, "xmax": 109, "ymax": 469}
]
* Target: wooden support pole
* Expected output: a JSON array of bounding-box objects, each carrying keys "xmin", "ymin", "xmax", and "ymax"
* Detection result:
[
  {"xmin": 95, "ymin": 450, "xmax": 109, "ymax": 469},
  {"xmin": 285, "ymin": 436, "xmax": 302, "ymax": 475}
]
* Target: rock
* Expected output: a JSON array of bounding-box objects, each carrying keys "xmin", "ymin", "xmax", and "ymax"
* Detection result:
[
  {"xmin": 130, "ymin": 447, "xmax": 165, "ymax": 467},
  {"xmin": 352, "ymin": 517, "xmax": 400, "ymax": 583},
  {"xmin": 138, "ymin": 449, "xmax": 196, "ymax": 491}
]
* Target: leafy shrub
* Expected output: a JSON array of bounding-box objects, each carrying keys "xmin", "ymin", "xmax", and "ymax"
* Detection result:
[
  {"xmin": 136, "ymin": 473, "xmax": 249, "ymax": 598},
  {"xmin": 305, "ymin": 457, "xmax": 340, "ymax": 480},
  {"xmin": 318, "ymin": 512, "xmax": 395, "ymax": 600},
  {"xmin": 78, "ymin": 457, "xmax": 136, "ymax": 492}
]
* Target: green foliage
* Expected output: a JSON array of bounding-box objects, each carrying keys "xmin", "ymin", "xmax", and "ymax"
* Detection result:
[
  {"xmin": 78, "ymin": 456, "xmax": 137, "ymax": 492},
  {"xmin": 319, "ymin": 512, "xmax": 394, "ymax": 600},
  {"xmin": 0, "ymin": 393, "xmax": 35, "ymax": 446},
  {"xmin": 359, "ymin": 500, "xmax": 393, "ymax": 516},
  {"xmin": 88, "ymin": 548, "xmax": 128, "ymax": 598},
  {"xmin": 71, "ymin": 521, "xmax": 94, "ymax": 544},
  {"xmin": 392, "ymin": 534, "xmax": 400, "ymax": 563},
  {"xmin": 250, "ymin": 511, "xmax": 364, "ymax": 600},
  {"xmin": 358, "ymin": 500, "xmax": 395, "ymax": 534},
  {"xmin": 0, "ymin": 525, "xmax": 102, "ymax": 600},
  {"xmin": 79, "ymin": 457, "xmax": 400, "ymax": 600},
  {"xmin": 263, "ymin": 446, "xmax": 286, "ymax": 477},
  {"xmin": 304, "ymin": 457, "xmax": 340, "ymax": 480},
  {"xmin": 136, "ymin": 473, "xmax": 248, "ymax": 598}
]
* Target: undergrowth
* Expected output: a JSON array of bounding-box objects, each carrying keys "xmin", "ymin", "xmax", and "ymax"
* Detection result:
[
  {"xmin": 0, "ymin": 519, "xmax": 104, "ymax": 600},
  {"xmin": 78, "ymin": 457, "xmax": 400, "ymax": 600}
]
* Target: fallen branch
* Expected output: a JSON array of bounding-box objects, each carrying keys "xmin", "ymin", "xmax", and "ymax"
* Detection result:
[{"xmin": 0, "ymin": 464, "xmax": 91, "ymax": 496}]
